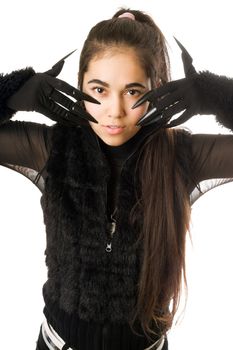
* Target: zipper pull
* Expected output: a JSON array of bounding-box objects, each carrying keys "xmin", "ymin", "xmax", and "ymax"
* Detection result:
[
  {"xmin": 106, "ymin": 242, "xmax": 112, "ymax": 253},
  {"xmin": 105, "ymin": 216, "xmax": 116, "ymax": 253}
]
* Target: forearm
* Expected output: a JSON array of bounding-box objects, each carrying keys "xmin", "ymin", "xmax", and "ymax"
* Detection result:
[
  {"xmin": 0, "ymin": 67, "xmax": 35, "ymax": 123},
  {"xmin": 196, "ymin": 71, "xmax": 233, "ymax": 130}
]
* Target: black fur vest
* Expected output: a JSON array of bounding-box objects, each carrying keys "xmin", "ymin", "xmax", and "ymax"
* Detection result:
[{"xmin": 41, "ymin": 124, "xmax": 144, "ymax": 323}]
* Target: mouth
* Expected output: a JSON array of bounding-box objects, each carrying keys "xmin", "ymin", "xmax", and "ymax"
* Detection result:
[
  {"xmin": 104, "ymin": 125, "xmax": 125, "ymax": 129},
  {"xmin": 102, "ymin": 124, "xmax": 126, "ymax": 135}
]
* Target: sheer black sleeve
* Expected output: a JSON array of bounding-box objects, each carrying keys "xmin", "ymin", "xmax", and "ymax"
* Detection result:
[
  {"xmin": 0, "ymin": 120, "xmax": 53, "ymax": 192},
  {"xmin": 190, "ymin": 133, "xmax": 233, "ymax": 204}
]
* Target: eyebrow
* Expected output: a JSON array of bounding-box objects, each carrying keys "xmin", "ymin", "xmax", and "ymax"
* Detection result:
[{"xmin": 87, "ymin": 79, "xmax": 146, "ymax": 89}]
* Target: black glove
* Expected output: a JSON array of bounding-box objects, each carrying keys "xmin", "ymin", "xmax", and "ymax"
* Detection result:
[
  {"xmin": 1, "ymin": 50, "xmax": 99, "ymax": 126},
  {"xmin": 0, "ymin": 67, "xmax": 35, "ymax": 123},
  {"xmin": 133, "ymin": 38, "xmax": 233, "ymax": 131}
]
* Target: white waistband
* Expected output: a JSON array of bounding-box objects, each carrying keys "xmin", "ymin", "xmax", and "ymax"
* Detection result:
[
  {"xmin": 42, "ymin": 318, "xmax": 165, "ymax": 350},
  {"xmin": 42, "ymin": 319, "xmax": 73, "ymax": 350}
]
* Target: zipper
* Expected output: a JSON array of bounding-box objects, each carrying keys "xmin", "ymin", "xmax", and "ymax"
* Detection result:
[
  {"xmin": 105, "ymin": 214, "xmax": 116, "ymax": 253},
  {"xmin": 94, "ymin": 135, "xmax": 119, "ymax": 254},
  {"xmin": 93, "ymin": 132, "xmax": 146, "ymax": 253}
]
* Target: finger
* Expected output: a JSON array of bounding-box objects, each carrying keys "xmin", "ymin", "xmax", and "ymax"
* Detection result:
[
  {"xmin": 132, "ymin": 90, "xmax": 158, "ymax": 109},
  {"xmin": 174, "ymin": 37, "xmax": 196, "ymax": 77},
  {"xmin": 166, "ymin": 109, "xmax": 192, "ymax": 128},
  {"xmin": 138, "ymin": 99, "xmax": 187, "ymax": 127},
  {"xmin": 61, "ymin": 111, "xmax": 90, "ymax": 126},
  {"xmin": 136, "ymin": 107, "xmax": 163, "ymax": 126},
  {"xmin": 49, "ymin": 89, "xmax": 98, "ymax": 123},
  {"xmin": 48, "ymin": 77, "xmax": 100, "ymax": 104},
  {"xmin": 174, "ymin": 37, "xmax": 193, "ymax": 64},
  {"xmin": 156, "ymin": 90, "xmax": 183, "ymax": 111},
  {"xmin": 182, "ymin": 55, "xmax": 196, "ymax": 77},
  {"xmin": 137, "ymin": 113, "xmax": 164, "ymax": 127},
  {"xmin": 162, "ymin": 99, "xmax": 187, "ymax": 120},
  {"xmin": 71, "ymin": 104, "xmax": 98, "ymax": 123},
  {"xmin": 56, "ymin": 49, "xmax": 77, "ymax": 63},
  {"xmin": 50, "ymin": 89, "xmax": 74, "ymax": 109},
  {"xmin": 69, "ymin": 103, "xmax": 98, "ymax": 123},
  {"xmin": 40, "ymin": 103, "xmax": 82, "ymax": 126},
  {"xmin": 47, "ymin": 97, "xmax": 98, "ymax": 124},
  {"xmin": 45, "ymin": 49, "xmax": 77, "ymax": 77},
  {"xmin": 132, "ymin": 81, "xmax": 181, "ymax": 109},
  {"xmin": 37, "ymin": 106, "xmax": 60, "ymax": 123},
  {"xmin": 39, "ymin": 104, "xmax": 87, "ymax": 126},
  {"xmin": 45, "ymin": 60, "xmax": 64, "ymax": 77},
  {"xmin": 72, "ymin": 88, "xmax": 100, "ymax": 104}
]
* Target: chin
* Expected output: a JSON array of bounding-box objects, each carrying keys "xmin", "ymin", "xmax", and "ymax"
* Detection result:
[
  {"xmin": 103, "ymin": 139, "xmax": 125, "ymax": 147},
  {"xmin": 103, "ymin": 134, "xmax": 131, "ymax": 146}
]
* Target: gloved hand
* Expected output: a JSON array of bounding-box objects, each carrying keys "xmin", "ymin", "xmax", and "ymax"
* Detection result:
[
  {"xmin": 133, "ymin": 38, "xmax": 233, "ymax": 130},
  {"xmin": 5, "ymin": 50, "xmax": 99, "ymax": 126}
]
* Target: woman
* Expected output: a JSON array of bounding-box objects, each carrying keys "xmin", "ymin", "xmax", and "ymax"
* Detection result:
[{"xmin": 1, "ymin": 8, "xmax": 233, "ymax": 350}]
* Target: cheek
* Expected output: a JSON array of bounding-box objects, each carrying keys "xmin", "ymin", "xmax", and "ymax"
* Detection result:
[{"xmin": 84, "ymin": 101, "xmax": 102, "ymax": 119}]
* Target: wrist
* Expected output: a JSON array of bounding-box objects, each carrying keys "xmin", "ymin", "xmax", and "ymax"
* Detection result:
[
  {"xmin": 195, "ymin": 71, "xmax": 233, "ymax": 130},
  {"xmin": 0, "ymin": 67, "xmax": 35, "ymax": 123}
]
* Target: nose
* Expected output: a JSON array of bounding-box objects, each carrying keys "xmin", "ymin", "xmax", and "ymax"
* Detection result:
[{"xmin": 106, "ymin": 94, "xmax": 125, "ymax": 119}]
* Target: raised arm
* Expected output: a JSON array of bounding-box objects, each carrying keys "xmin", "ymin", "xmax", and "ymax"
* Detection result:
[
  {"xmin": 0, "ymin": 50, "xmax": 99, "ymax": 127},
  {"xmin": 0, "ymin": 121, "xmax": 53, "ymax": 191},
  {"xmin": 133, "ymin": 38, "xmax": 233, "ymax": 132},
  {"xmin": 0, "ymin": 51, "xmax": 101, "ymax": 191}
]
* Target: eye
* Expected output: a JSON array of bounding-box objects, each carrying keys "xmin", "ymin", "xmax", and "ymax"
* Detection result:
[
  {"xmin": 93, "ymin": 87, "xmax": 105, "ymax": 94},
  {"xmin": 126, "ymin": 89, "xmax": 142, "ymax": 96}
]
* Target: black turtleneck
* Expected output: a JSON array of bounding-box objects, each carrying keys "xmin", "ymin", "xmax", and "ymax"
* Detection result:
[{"xmin": 99, "ymin": 127, "xmax": 153, "ymax": 219}]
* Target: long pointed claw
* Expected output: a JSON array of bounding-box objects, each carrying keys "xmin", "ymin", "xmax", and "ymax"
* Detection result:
[
  {"xmin": 85, "ymin": 113, "xmax": 98, "ymax": 123},
  {"xmin": 174, "ymin": 37, "xmax": 196, "ymax": 76},
  {"xmin": 166, "ymin": 109, "xmax": 191, "ymax": 128},
  {"xmin": 174, "ymin": 37, "xmax": 193, "ymax": 63},
  {"xmin": 136, "ymin": 107, "xmax": 163, "ymax": 126},
  {"xmin": 71, "ymin": 104, "xmax": 98, "ymax": 123},
  {"xmin": 73, "ymin": 89, "xmax": 100, "ymax": 104},
  {"xmin": 52, "ymin": 49, "xmax": 77, "ymax": 68},
  {"xmin": 132, "ymin": 90, "xmax": 155, "ymax": 109},
  {"xmin": 46, "ymin": 49, "xmax": 78, "ymax": 77},
  {"xmin": 78, "ymin": 111, "xmax": 98, "ymax": 124}
]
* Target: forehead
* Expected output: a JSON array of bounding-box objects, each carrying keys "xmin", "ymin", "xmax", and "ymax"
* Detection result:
[{"xmin": 84, "ymin": 47, "xmax": 148, "ymax": 83}]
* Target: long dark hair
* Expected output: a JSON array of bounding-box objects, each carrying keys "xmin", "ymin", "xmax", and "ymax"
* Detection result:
[
  {"xmin": 78, "ymin": 8, "xmax": 191, "ymax": 338},
  {"xmin": 132, "ymin": 127, "xmax": 191, "ymax": 337}
]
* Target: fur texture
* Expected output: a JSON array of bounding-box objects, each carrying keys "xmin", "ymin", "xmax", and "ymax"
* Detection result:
[
  {"xmin": 39, "ymin": 125, "xmax": 192, "ymax": 348},
  {"xmin": 41, "ymin": 125, "xmax": 143, "ymax": 323},
  {"xmin": 0, "ymin": 67, "xmax": 35, "ymax": 122},
  {"xmin": 41, "ymin": 125, "xmax": 192, "ymax": 325},
  {"xmin": 195, "ymin": 71, "xmax": 233, "ymax": 130}
]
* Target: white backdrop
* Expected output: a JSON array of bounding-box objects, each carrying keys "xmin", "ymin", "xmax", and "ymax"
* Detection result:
[{"xmin": 0, "ymin": 0, "xmax": 233, "ymax": 349}]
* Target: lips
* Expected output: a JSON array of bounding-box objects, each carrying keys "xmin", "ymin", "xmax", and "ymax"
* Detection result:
[
  {"xmin": 103, "ymin": 124, "xmax": 126, "ymax": 135},
  {"xmin": 106, "ymin": 125, "xmax": 124, "ymax": 128}
]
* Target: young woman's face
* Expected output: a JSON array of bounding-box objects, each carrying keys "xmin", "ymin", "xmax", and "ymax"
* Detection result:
[{"xmin": 82, "ymin": 48, "xmax": 151, "ymax": 146}]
